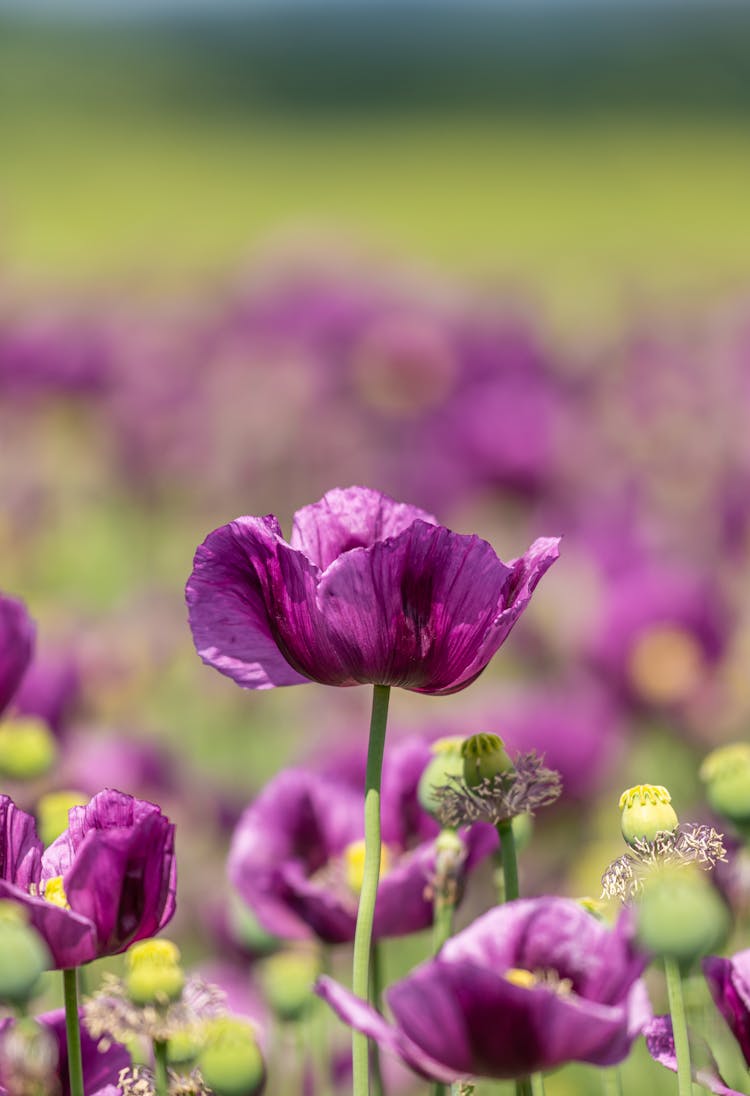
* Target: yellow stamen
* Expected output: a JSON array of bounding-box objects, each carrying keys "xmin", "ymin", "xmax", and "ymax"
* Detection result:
[
  {"xmin": 344, "ymin": 840, "xmax": 392, "ymax": 895},
  {"xmin": 43, "ymin": 876, "xmax": 69, "ymax": 909},
  {"xmin": 504, "ymin": 967, "xmax": 537, "ymax": 989}
]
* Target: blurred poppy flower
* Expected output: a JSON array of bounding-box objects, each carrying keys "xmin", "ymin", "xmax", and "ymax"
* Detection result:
[
  {"xmin": 0, "ymin": 789, "xmax": 176, "ymax": 968},
  {"xmin": 0, "ymin": 1008, "xmax": 129, "ymax": 1096},
  {"xmin": 703, "ymin": 949, "xmax": 750, "ymax": 1067},
  {"xmin": 645, "ymin": 1015, "xmax": 743, "ymax": 1096},
  {"xmin": 228, "ymin": 736, "xmax": 494, "ymax": 944},
  {"xmin": 317, "ymin": 897, "xmax": 650, "ymax": 1083},
  {"xmin": 0, "ymin": 592, "xmax": 35, "ymax": 718},
  {"xmin": 187, "ymin": 486, "xmax": 559, "ymax": 694}
]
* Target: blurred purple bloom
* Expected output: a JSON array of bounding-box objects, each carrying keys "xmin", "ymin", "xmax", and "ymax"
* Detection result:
[
  {"xmin": 11, "ymin": 650, "xmax": 80, "ymax": 736},
  {"xmin": 187, "ymin": 486, "xmax": 559, "ymax": 694},
  {"xmin": 0, "ymin": 592, "xmax": 35, "ymax": 718},
  {"xmin": 0, "ymin": 789, "xmax": 176, "ymax": 968},
  {"xmin": 228, "ymin": 736, "xmax": 494, "ymax": 944},
  {"xmin": 703, "ymin": 949, "xmax": 750, "ymax": 1067},
  {"xmin": 645, "ymin": 1015, "xmax": 743, "ymax": 1096},
  {"xmin": 0, "ymin": 1008, "xmax": 129, "ymax": 1096},
  {"xmin": 317, "ymin": 897, "xmax": 650, "ymax": 1082}
]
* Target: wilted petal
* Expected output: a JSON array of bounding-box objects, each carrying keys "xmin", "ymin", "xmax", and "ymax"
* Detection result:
[
  {"xmin": 187, "ymin": 516, "xmax": 310, "ymax": 689},
  {"xmin": 315, "ymin": 975, "xmax": 460, "ymax": 1084},
  {"xmin": 290, "ymin": 486, "xmax": 436, "ymax": 570},
  {"xmin": 0, "ymin": 593, "xmax": 35, "ymax": 716}
]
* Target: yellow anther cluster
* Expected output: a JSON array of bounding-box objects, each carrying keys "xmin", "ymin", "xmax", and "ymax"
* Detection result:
[
  {"xmin": 344, "ymin": 840, "xmax": 392, "ymax": 895},
  {"xmin": 504, "ymin": 967, "xmax": 537, "ymax": 989},
  {"xmin": 43, "ymin": 876, "xmax": 70, "ymax": 909},
  {"xmin": 618, "ymin": 785, "xmax": 672, "ymax": 811}
]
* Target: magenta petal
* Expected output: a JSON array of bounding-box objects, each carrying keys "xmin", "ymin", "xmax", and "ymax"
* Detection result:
[
  {"xmin": 0, "ymin": 592, "xmax": 35, "ymax": 716},
  {"xmin": 645, "ymin": 1015, "xmax": 743, "ymax": 1095},
  {"xmin": 703, "ymin": 952, "xmax": 750, "ymax": 1066},
  {"xmin": 315, "ymin": 975, "xmax": 460, "ymax": 1084},
  {"xmin": 316, "ymin": 522, "xmax": 514, "ymax": 691},
  {"xmin": 0, "ymin": 881, "xmax": 97, "ymax": 968},
  {"xmin": 290, "ymin": 486, "xmax": 436, "ymax": 570},
  {"xmin": 187, "ymin": 516, "xmax": 310, "ymax": 689},
  {"xmin": 0, "ymin": 795, "xmax": 43, "ymax": 889}
]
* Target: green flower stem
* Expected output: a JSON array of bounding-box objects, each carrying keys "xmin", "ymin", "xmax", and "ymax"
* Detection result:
[
  {"xmin": 664, "ymin": 956, "xmax": 693, "ymax": 1096},
  {"xmin": 369, "ymin": 942, "xmax": 385, "ymax": 1096},
  {"xmin": 63, "ymin": 968, "xmax": 85, "ymax": 1096},
  {"xmin": 352, "ymin": 683, "xmax": 391, "ymax": 1096},
  {"xmin": 153, "ymin": 1038, "xmax": 169, "ymax": 1096},
  {"xmin": 602, "ymin": 1066, "xmax": 623, "ymax": 1096},
  {"xmin": 531, "ymin": 1072, "xmax": 546, "ymax": 1096},
  {"xmin": 516, "ymin": 1077, "xmax": 533, "ymax": 1096},
  {"xmin": 496, "ymin": 818, "xmax": 519, "ymax": 902},
  {"xmin": 432, "ymin": 830, "xmax": 459, "ymax": 954}
]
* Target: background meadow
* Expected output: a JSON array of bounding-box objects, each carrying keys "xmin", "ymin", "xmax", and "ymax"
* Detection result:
[{"xmin": 2, "ymin": 3, "xmax": 750, "ymax": 1092}]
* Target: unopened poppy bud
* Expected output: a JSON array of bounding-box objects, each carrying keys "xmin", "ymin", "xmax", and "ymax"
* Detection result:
[
  {"xmin": 700, "ymin": 743, "xmax": 750, "ymax": 826},
  {"xmin": 417, "ymin": 736, "xmax": 465, "ymax": 819},
  {"xmin": 198, "ymin": 1017, "xmax": 265, "ymax": 1096},
  {"xmin": 125, "ymin": 939, "xmax": 184, "ymax": 1006},
  {"xmin": 461, "ymin": 733, "xmax": 513, "ymax": 788},
  {"xmin": 619, "ymin": 784, "xmax": 678, "ymax": 845},
  {"xmin": 636, "ymin": 866, "xmax": 731, "ymax": 964},
  {"xmin": 167, "ymin": 1027, "xmax": 202, "ymax": 1068},
  {"xmin": 0, "ymin": 717, "xmax": 57, "ymax": 781},
  {"xmin": 0, "ymin": 901, "xmax": 50, "ymax": 1005},
  {"xmin": 260, "ymin": 948, "xmax": 319, "ymax": 1022},
  {"xmin": 511, "ymin": 811, "xmax": 534, "ymax": 852},
  {"xmin": 36, "ymin": 790, "xmax": 88, "ymax": 848}
]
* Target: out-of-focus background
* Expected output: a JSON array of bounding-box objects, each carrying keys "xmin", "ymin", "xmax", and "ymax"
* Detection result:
[{"xmin": 2, "ymin": 3, "xmax": 750, "ymax": 1090}]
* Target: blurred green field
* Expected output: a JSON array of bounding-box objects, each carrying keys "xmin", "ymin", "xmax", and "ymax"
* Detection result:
[{"xmin": 3, "ymin": 106, "xmax": 750, "ymax": 325}]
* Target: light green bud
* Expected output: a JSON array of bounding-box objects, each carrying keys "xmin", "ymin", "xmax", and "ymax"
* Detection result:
[
  {"xmin": 417, "ymin": 737, "xmax": 465, "ymax": 819},
  {"xmin": 198, "ymin": 1017, "xmax": 265, "ymax": 1096},
  {"xmin": 260, "ymin": 948, "xmax": 319, "ymax": 1023},
  {"xmin": 0, "ymin": 718, "xmax": 57, "ymax": 781},
  {"xmin": 36, "ymin": 790, "xmax": 88, "ymax": 848},
  {"xmin": 461, "ymin": 733, "xmax": 513, "ymax": 788},
  {"xmin": 0, "ymin": 902, "xmax": 50, "ymax": 1005},
  {"xmin": 700, "ymin": 744, "xmax": 750, "ymax": 826},
  {"xmin": 636, "ymin": 866, "xmax": 731, "ymax": 964},
  {"xmin": 619, "ymin": 784, "xmax": 679, "ymax": 845},
  {"xmin": 125, "ymin": 939, "xmax": 184, "ymax": 1006}
]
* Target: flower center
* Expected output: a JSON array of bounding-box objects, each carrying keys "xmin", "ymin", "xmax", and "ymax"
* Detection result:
[
  {"xmin": 504, "ymin": 967, "xmax": 573, "ymax": 996},
  {"xmin": 627, "ymin": 624, "xmax": 703, "ymax": 705},
  {"xmin": 343, "ymin": 840, "xmax": 392, "ymax": 895},
  {"xmin": 43, "ymin": 876, "xmax": 70, "ymax": 909}
]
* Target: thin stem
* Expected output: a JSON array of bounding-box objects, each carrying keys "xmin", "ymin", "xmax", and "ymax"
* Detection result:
[
  {"xmin": 351, "ymin": 683, "xmax": 391, "ymax": 1096},
  {"xmin": 153, "ymin": 1039, "xmax": 169, "ymax": 1096},
  {"xmin": 369, "ymin": 942, "xmax": 384, "ymax": 1096},
  {"xmin": 432, "ymin": 829, "xmax": 459, "ymax": 954},
  {"xmin": 431, "ymin": 1084, "xmax": 448, "ymax": 1096},
  {"xmin": 516, "ymin": 1078, "xmax": 533, "ymax": 1096},
  {"xmin": 496, "ymin": 818, "xmax": 519, "ymax": 902},
  {"xmin": 664, "ymin": 956, "xmax": 692, "ymax": 1096},
  {"xmin": 531, "ymin": 1072, "xmax": 546, "ymax": 1096},
  {"xmin": 602, "ymin": 1066, "xmax": 623, "ymax": 1096},
  {"xmin": 62, "ymin": 968, "xmax": 84, "ymax": 1096}
]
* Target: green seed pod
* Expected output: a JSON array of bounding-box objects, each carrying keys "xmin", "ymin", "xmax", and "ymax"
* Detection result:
[
  {"xmin": 636, "ymin": 866, "xmax": 731, "ymax": 964},
  {"xmin": 125, "ymin": 939, "xmax": 185, "ymax": 1006},
  {"xmin": 619, "ymin": 784, "xmax": 679, "ymax": 845},
  {"xmin": 0, "ymin": 717, "xmax": 58, "ymax": 781},
  {"xmin": 461, "ymin": 733, "xmax": 513, "ymax": 789},
  {"xmin": 700, "ymin": 743, "xmax": 750, "ymax": 826},
  {"xmin": 0, "ymin": 902, "xmax": 50, "ymax": 1005},
  {"xmin": 198, "ymin": 1017, "xmax": 265, "ymax": 1096},
  {"xmin": 417, "ymin": 736, "xmax": 465, "ymax": 819},
  {"xmin": 260, "ymin": 948, "xmax": 319, "ymax": 1023},
  {"xmin": 167, "ymin": 1028, "xmax": 202, "ymax": 1068}
]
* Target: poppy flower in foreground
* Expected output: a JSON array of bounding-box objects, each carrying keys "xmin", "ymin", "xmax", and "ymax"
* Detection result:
[
  {"xmin": 228, "ymin": 736, "xmax": 495, "ymax": 944},
  {"xmin": 187, "ymin": 486, "xmax": 559, "ymax": 694},
  {"xmin": 316, "ymin": 897, "xmax": 651, "ymax": 1083},
  {"xmin": 0, "ymin": 788, "xmax": 176, "ymax": 968}
]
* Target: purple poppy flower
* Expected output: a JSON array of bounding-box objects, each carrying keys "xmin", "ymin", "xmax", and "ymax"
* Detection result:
[
  {"xmin": 228, "ymin": 736, "xmax": 495, "ymax": 944},
  {"xmin": 0, "ymin": 593, "xmax": 35, "ymax": 718},
  {"xmin": 645, "ymin": 1015, "xmax": 743, "ymax": 1096},
  {"xmin": 0, "ymin": 788, "xmax": 176, "ymax": 968},
  {"xmin": 187, "ymin": 486, "xmax": 559, "ymax": 694},
  {"xmin": 317, "ymin": 897, "xmax": 651, "ymax": 1082},
  {"xmin": 703, "ymin": 949, "xmax": 750, "ymax": 1067},
  {"xmin": 11, "ymin": 649, "xmax": 80, "ymax": 737},
  {"xmin": 0, "ymin": 1008, "xmax": 129, "ymax": 1096}
]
